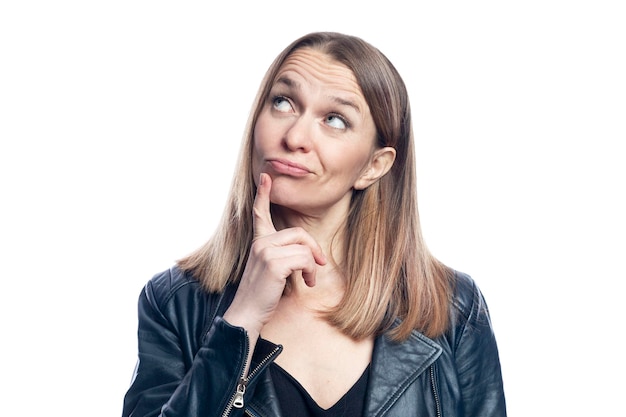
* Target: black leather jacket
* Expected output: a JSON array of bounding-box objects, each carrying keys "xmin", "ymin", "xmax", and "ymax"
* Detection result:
[{"xmin": 122, "ymin": 267, "xmax": 506, "ymax": 417}]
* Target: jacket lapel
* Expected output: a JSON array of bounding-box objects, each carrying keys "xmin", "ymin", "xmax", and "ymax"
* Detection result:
[{"xmin": 364, "ymin": 329, "xmax": 442, "ymax": 417}]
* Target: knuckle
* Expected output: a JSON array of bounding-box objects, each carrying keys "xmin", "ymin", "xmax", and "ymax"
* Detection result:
[
  {"xmin": 250, "ymin": 241, "xmax": 266, "ymax": 257},
  {"xmin": 252, "ymin": 207, "xmax": 264, "ymax": 221},
  {"xmin": 292, "ymin": 226, "xmax": 306, "ymax": 235}
]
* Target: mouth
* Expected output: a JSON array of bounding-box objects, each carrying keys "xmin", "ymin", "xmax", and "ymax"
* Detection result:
[{"xmin": 267, "ymin": 159, "xmax": 311, "ymax": 177}]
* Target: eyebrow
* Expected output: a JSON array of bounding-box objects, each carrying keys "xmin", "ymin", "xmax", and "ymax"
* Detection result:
[{"xmin": 274, "ymin": 76, "xmax": 363, "ymax": 115}]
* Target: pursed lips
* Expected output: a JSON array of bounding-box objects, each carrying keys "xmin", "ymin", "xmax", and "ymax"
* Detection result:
[{"xmin": 267, "ymin": 158, "xmax": 312, "ymax": 177}]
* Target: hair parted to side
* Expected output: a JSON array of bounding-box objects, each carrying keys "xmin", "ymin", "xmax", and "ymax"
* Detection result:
[{"xmin": 177, "ymin": 32, "xmax": 454, "ymax": 341}]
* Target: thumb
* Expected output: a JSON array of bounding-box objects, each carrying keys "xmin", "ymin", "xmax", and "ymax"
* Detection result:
[{"xmin": 253, "ymin": 173, "xmax": 277, "ymax": 239}]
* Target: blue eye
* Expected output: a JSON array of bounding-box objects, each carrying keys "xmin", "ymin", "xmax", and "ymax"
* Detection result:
[
  {"xmin": 272, "ymin": 96, "xmax": 293, "ymax": 112},
  {"xmin": 325, "ymin": 114, "xmax": 348, "ymax": 130}
]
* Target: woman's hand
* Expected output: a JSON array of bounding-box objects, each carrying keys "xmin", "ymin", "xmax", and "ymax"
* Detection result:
[{"xmin": 223, "ymin": 173, "xmax": 327, "ymax": 338}]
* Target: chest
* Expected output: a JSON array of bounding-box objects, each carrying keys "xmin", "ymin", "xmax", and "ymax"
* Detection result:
[{"xmin": 261, "ymin": 310, "xmax": 374, "ymax": 409}]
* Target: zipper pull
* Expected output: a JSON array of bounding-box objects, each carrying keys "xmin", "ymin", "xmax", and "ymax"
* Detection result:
[{"xmin": 232, "ymin": 379, "xmax": 246, "ymax": 409}]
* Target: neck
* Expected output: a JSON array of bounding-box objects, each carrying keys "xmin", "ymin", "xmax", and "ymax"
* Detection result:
[
  {"xmin": 272, "ymin": 204, "xmax": 347, "ymax": 263},
  {"xmin": 271, "ymin": 204, "xmax": 348, "ymax": 307},
  {"xmin": 284, "ymin": 262, "xmax": 346, "ymax": 307}
]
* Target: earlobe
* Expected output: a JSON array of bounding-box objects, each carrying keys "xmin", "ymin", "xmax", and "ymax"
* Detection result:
[{"xmin": 354, "ymin": 147, "xmax": 397, "ymax": 190}]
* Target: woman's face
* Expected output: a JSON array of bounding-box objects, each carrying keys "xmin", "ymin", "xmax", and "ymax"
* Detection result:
[{"xmin": 252, "ymin": 48, "xmax": 378, "ymax": 218}]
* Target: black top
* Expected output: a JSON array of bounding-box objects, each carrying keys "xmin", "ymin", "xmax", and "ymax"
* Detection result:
[{"xmin": 269, "ymin": 363, "xmax": 370, "ymax": 417}]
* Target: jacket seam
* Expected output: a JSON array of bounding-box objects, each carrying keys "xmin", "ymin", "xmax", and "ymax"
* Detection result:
[
  {"xmin": 156, "ymin": 267, "xmax": 199, "ymax": 308},
  {"xmin": 452, "ymin": 279, "xmax": 478, "ymax": 352}
]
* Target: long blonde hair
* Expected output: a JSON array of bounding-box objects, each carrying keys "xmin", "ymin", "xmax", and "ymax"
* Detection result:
[{"xmin": 178, "ymin": 32, "xmax": 453, "ymax": 341}]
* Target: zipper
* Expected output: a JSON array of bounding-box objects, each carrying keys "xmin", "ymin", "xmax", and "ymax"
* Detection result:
[
  {"xmin": 221, "ymin": 336, "xmax": 250, "ymax": 417},
  {"xmin": 232, "ymin": 378, "xmax": 247, "ymax": 408},
  {"xmin": 221, "ymin": 336, "xmax": 281, "ymax": 417},
  {"xmin": 429, "ymin": 365, "xmax": 442, "ymax": 417},
  {"xmin": 245, "ymin": 345, "xmax": 281, "ymax": 381}
]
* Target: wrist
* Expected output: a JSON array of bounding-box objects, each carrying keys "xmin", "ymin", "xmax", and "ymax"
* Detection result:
[{"xmin": 223, "ymin": 308, "xmax": 263, "ymax": 342}]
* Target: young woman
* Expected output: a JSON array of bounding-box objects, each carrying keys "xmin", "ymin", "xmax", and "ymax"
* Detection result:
[{"xmin": 122, "ymin": 32, "xmax": 506, "ymax": 417}]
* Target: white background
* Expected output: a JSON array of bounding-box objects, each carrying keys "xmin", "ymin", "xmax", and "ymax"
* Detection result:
[{"xmin": 1, "ymin": 1, "xmax": 624, "ymax": 416}]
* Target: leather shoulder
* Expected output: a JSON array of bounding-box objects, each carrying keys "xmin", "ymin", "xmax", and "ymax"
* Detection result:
[
  {"xmin": 142, "ymin": 265, "xmax": 238, "ymax": 329},
  {"xmin": 450, "ymin": 270, "xmax": 481, "ymax": 317},
  {"xmin": 144, "ymin": 265, "xmax": 202, "ymax": 311},
  {"xmin": 447, "ymin": 270, "xmax": 495, "ymax": 349}
]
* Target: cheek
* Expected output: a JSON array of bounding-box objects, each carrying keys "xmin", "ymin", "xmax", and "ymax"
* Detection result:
[
  {"xmin": 252, "ymin": 113, "xmax": 274, "ymax": 152},
  {"xmin": 250, "ymin": 131, "xmax": 261, "ymax": 175},
  {"xmin": 251, "ymin": 116, "xmax": 273, "ymax": 176},
  {"xmin": 324, "ymin": 147, "xmax": 372, "ymax": 183}
]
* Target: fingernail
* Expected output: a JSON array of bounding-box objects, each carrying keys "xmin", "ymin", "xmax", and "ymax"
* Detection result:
[{"xmin": 259, "ymin": 173, "xmax": 265, "ymax": 186}]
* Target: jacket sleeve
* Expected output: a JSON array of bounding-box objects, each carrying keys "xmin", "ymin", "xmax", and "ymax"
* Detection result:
[
  {"xmin": 122, "ymin": 280, "xmax": 255, "ymax": 417},
  {"xmin": 453, "ymin": 276, "xmax": 507, "ymax": 417}
]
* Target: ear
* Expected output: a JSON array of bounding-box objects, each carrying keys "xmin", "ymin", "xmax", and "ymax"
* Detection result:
[{"xmin": 354, "ymin": 147, "xmax": 397, "ymax": 190}]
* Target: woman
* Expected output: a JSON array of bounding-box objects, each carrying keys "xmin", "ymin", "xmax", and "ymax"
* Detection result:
[{"xmin": 122, "ymin": 32, "xmax": 506, "ymax": 417}]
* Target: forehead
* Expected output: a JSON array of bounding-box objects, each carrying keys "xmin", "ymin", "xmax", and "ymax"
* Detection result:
[{"xmin": 274, "ymin": 48, "xmax": 364, "ymax": 99}]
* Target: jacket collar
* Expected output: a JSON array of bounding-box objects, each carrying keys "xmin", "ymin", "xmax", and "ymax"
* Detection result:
[{"xmin": 365, "ymin": 328, "xmax": 442, "ymax": 417}]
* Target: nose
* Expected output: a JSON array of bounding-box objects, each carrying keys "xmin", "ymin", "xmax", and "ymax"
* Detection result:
[{"xmin": 283, "ymin": 115, "xmax": 313, "ymax": 152}]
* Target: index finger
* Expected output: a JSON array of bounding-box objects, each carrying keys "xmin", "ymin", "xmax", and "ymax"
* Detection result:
[
  {"xmin": 253, "ymin": 173, "xmax": 277, "ymax": 239},
  {"xmin": 252, "ymin": 173, "xmax": 326, "ymax": 266}
]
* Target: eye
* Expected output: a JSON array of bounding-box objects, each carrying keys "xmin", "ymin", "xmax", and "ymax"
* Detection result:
[
  {"xmin": 325, "ymin": 114, "xmax": 348, "ymax": 130},
  {"xmin": 272, "ymin": 96, "xmax": 293, "ymax": 113}
]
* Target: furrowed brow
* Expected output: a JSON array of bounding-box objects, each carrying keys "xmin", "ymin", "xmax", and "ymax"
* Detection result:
[
  {"xmin": 330, "ymin": 96, "xmax": 362, "ymax": 115},
  {"xmin": 274, "ymin": 76, "xmax": 300, "ymax": 90},
  {"xmin": 274, "ymin": 75, "xmax": 363, "ymax": 114}
]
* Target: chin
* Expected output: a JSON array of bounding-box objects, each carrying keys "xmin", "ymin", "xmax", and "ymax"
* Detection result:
[{"xmin": 269, "ymin": 188, "xmax": 300, "ymax": 209}]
